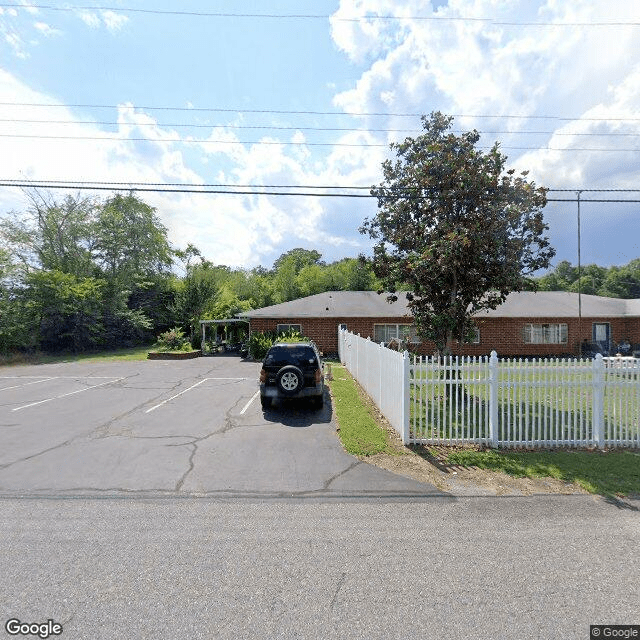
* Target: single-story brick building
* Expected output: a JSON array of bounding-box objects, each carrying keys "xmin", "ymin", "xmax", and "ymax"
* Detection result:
[{"xmin": 240, "ymin": 290, "xmax": 640, "ymax": 358}]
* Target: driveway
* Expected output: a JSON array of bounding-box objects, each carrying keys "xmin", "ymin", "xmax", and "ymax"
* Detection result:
[{"xmin": 0, "ymin": 356, "xmax": 440, "ymax": 497}]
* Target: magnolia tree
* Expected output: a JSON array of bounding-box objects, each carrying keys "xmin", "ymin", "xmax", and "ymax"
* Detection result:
[{"xmin": 361, "ymin": 112, "xmax": 556, "ymax": 357}]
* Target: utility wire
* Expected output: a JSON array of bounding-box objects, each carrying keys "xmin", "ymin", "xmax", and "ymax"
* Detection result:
[
  {"xmin": 3, "ymin": 118, "xmax": 640, "ymax": 138},
  {"xmin": 2, "ymin": 179, "xmax": 640, "ymax": 202},
  {"xmin": 1, "ymin": 4, "xmax": 638, "ymax": 26},
  {"xmin": 2, "ymin": 102, "xmax": 639, "ymax": 122},
  {"xmin": 1, "ymin": 133, "xmax": 638, "ymax": 152},
  {"xmin": 3, "ymin": 180, "xmax": 640, "ymax": 193}
]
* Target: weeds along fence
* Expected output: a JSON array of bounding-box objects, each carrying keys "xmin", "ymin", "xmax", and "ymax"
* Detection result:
[{"xmin": 338, "ymin": 328, "xmax": 640, "ymax": 449}]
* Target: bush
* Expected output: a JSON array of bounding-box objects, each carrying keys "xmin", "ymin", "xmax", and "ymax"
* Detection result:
[
  {"xmin": 249, "ymin": 331, "xmax": 276, "ymax": 360},
  {"xmin": 155, "ymin": 327, "xmax": 192, "ymax": 352},
  {"xmin": 249, "ymin": 328, "xmax": 310, "ymax": 360}
]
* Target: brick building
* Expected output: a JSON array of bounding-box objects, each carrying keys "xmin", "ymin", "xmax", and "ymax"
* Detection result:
[{"xmin": 240, "ymin": 291, "xmax": 640, "ymax": 358}]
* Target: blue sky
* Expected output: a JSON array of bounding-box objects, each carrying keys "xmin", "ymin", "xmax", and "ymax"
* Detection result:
[{"xmin": 1, "ymin": 0, "xmax": 639, "ymax": 273}]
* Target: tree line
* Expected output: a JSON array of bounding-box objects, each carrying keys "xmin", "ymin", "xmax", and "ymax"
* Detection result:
[
  {"xmin": 0, "ymin": 191, "xmax": 378, "ymax": 354},
  {"xmin": 530, "ymin": 259, "xmax": 640, "ymax": 299}
]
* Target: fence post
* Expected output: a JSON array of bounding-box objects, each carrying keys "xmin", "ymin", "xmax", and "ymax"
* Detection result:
[
  {"xmin": 592, "ymin": 353, "xmax": 605, "ymax": 448},
  {"xmin": 488, "ymin": 350, "xmax": 499, "ymax": 448},
  {"xmin": 401, "ymin": 350, "xmax": 410, "ymax": 444},
  {"xmin": 378, "ymin": 341, "xmax": 383, "ymax": 411}
]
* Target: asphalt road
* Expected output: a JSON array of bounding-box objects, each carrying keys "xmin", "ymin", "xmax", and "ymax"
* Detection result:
[
  {"xmin": 1, "ymin": 495, "xmax": 639, "ymax": 640},
  {"xmin": 0, "ymin": 357, "xmax": 638, "ymax": 639}
]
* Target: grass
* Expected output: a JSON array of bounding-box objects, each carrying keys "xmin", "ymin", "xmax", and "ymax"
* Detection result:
[
  {"xmin": 328, "ymin": 364, "xmax": 396, "ymax": 457},
  {"xmin": 0, "ymin": 345, "xmax": 153, "ymax": 367},
  {"xmin": 432, "ymin": 447, "xmax": 640, "ymax": 497},
  {"xmin": 330, "ymin": 363, "xmax": 640, "ymax": 497},
  {"xmin": 410, "ymin": 360, "xmax": 640, "ymax": 444}
]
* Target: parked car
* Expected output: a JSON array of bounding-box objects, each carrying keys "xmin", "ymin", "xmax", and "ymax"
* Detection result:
[{"xmin": 259, "ymin": 342, "xmax": 324, "ymax": 409}]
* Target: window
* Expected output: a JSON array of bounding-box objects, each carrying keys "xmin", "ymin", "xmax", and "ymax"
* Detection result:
[
  {"xmin": 277, "ymin": 323, "xmax": 301, "ymax": 335},
  {"xmin": 466, "ymin": 327, "xmax": 481, "ymax": 344},
  {"xmin": 455, "ymin": 326, "xmax": 480, "ymax": 344},
  {"xmin": 523, "ymin": 323, "xmax": 568, "ymax": 344},
  {"xmin": 373, "ymin": 324, "xmax": 420, "ymax": 344}
]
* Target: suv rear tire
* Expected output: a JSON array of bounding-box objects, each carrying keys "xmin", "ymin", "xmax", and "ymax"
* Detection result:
[
  {"xmin": 276, "ymin": 365, "xmax": 304, "ymax": 395},
  {"xmin": 260, "ymin": 395, "xmax": 272, "ymax": 410}
]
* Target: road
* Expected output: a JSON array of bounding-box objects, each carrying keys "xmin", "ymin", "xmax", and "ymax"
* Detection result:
[{"xmin": 0, "ymin": 357, "xmax": 638, "ymax": 639}]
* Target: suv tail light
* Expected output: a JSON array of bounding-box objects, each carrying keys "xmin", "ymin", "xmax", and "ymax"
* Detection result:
[
  {"xmin": 260, "ymin": 368, "xmax": 267, "ymax": 383},
  {"xmin": 314, "ymin": 368, "xmax": 322, "ymax": 383}
]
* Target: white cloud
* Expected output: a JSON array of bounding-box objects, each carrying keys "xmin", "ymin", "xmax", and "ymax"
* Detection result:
[
  {"xmin": 33, "ymin": 22, "xmax": 62, "ymax": 37},
  {"xmin": 0, "ymin": 71, "xmax": 373, "ymax": 268},
  {"xmin": 77, "ymin": 11, "xmax": 100, "ymax": 29},
  {"xmin": 101, "ymin": 10, "xmax": 129, "ymax": 33}
]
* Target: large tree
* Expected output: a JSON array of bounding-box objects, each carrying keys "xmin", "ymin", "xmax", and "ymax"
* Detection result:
[{"xmin": 362, "ymin": 112, "xmax": 556, "ymax": 356}]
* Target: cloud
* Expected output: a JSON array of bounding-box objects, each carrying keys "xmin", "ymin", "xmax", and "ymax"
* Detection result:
[
  {"xmin": 101, "ymin": 10, "xmax": 129, "ymax": 32},
  {"xmin": 77, "ymin": 11, "xmax": 101, "ymax": 29},
  {"xmin": 327, "ymin": 0, "xmax": 640, "ymax": 267},
  {"xmin": 76, "ymin": 9, "xmax": 128, "ymax": 32},
  {"xmin": 0, "ymin": 71, "xmax": 376, "ymax": 268},
  {"xmin": 33, "ymin": 22, "xmax": 62, "ymax": 37}
]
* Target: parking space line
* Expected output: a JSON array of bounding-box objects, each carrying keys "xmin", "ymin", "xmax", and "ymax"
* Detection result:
[
  {"xmin": 0, "ymin": 376, "xmax": 53, "ymax": 379},
  {"xmin": 0, "ymin": 377, "xmax": 57, "ymax": 391},
  {"xmin": 240, "ymin": 390, "xmax": 260, "ymax": 415},
  {"xmin": 144, "ymin": 378, "xmax": 208, "ymax": 414},
  {"xmin": 12, "ymin": 377, "xmax": 124, "ymax": 411}
]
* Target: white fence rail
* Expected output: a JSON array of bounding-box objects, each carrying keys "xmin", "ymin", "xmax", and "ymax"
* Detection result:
[
  {"xmin": 338, "ymin": 328, "xmax": 409, "ymax": 440},
  {"xmin": 338, "ymin": 328, "xmax": 640, "ymax": 449}
]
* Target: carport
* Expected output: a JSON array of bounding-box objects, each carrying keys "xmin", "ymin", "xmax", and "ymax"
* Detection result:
[{"xmin": 200, "ymin": 319, "xmax": 249, "ymax": 355}]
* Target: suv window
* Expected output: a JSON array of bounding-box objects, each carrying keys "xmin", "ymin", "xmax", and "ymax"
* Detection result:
[{"xmin": 264, "ymin": 344, "xmax": 318, "ymax": 367}]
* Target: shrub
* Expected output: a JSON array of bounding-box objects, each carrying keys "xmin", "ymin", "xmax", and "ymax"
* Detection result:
[
  {"xmin": 275, "ymin": 327, "xmax": 307, "ymax": 343},
  {"xmin": 155, "ymin": 327, "xmax": 191, "ymax": 352},
  {"xmin": 249, "ymin": 330, "xmax": 276, "ymax": 360}
]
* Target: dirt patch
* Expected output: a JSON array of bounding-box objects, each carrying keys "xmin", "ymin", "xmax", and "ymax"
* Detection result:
[{"xmin": 340, "ymin": 373, "xmax": 589, "ymax": 497}]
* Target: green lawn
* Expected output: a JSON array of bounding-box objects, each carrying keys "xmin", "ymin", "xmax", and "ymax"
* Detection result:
[
  {"xmin": 331, "ymin": 364, "xmax": 640, "ymax": 497},
  {"xmin": 436, "ymin": 447, "xmax": 640, "ymax": 497},
  {"xmin": 0, "ymin": 346, "xmax": 153, "ymax": 367},
  {"xmin": 410, "ymin": 359, "xmax": 640, "ymax": 445},
  {"xmin": 328, "ymin": 365, "xmax": 395, "ymax": 457}
]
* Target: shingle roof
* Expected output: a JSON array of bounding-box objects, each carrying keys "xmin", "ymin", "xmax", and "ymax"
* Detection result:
[{"xmin": 240, "ymin": 290, "xmax": 640, "ymax": 319}]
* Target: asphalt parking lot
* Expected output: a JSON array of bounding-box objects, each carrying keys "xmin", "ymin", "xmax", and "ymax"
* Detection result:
[{"xmin": 0, "ymin": 356, "xmax": 438, "ymax": 498}]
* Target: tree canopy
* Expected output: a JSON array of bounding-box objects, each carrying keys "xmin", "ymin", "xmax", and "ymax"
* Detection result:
[{"xmin": 362, "ymin": 112, "xmax": 556, "ymax": 355}]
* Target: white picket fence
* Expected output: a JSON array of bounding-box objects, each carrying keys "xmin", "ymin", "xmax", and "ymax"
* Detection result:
[{"xmin": 338, "ymin": 328, "xmax": 640, "ymax": 449}]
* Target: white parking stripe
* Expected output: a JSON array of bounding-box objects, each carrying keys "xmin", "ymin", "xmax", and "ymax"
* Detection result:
[
  {"xmin": 12, "ymin": 377, "xmax": 124, "ymax": 411},
  {"xmin": 240, "ymin": 390, "xmax": 260, "ymax": 415},
  {"xmin": 0, "ymin": 376, "xmax": 52, "ymax": 379},
  {"xmin": 0, "ymin": 377, "xmax": 56, "ymax": 391},
  {"xmin": 144, "ymin": 378, "xmax": 208, "ymax": 414}
]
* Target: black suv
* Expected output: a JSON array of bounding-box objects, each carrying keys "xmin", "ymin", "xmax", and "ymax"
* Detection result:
[{"xmin": 259, "ymin": 342, "xmax": 324, "ymax": 409}]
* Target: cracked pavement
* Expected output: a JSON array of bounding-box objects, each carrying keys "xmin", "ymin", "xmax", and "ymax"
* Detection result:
[{"xmin": 0, "ymin": 357, "xmax": 441, "ymax": 498}]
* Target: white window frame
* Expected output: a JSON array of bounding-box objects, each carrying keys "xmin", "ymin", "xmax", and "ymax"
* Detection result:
[
  {"xmin": 373, "ymin": 323, "xmax": 421, "ymax": 344},
  {"xmin": 277, "ymin": 323, "xmax": 302, "ymax": 335},
  {"xmin": 523, "ymin": 323, "xmax": 568, "ymax": 344},
  {"xmin": 467, "ymin": 326, "xmax": 481, "ymax": 344}
]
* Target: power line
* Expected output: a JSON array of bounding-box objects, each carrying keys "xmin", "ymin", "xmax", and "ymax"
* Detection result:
[
  {"xmin": 3, "ymin": 180, "xmax": 640, "ymax": 193},
  {"xmin": 3, "ymin": 118, "xmax": 640, "ymax": 138},
  {"xmin": 2, "ymin": 102, "xmax": 639, "ymax": 122},
  {"xmin": 2, "ymin": 179, "xmax": 640, "ymax": 201},
  {"xmin": 2, "ymin": 132, "xmax": 639, "ymax": 152},
  {"xmin": 1, "ymin": 4, "xmax": 638, "ymax": 26}
]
